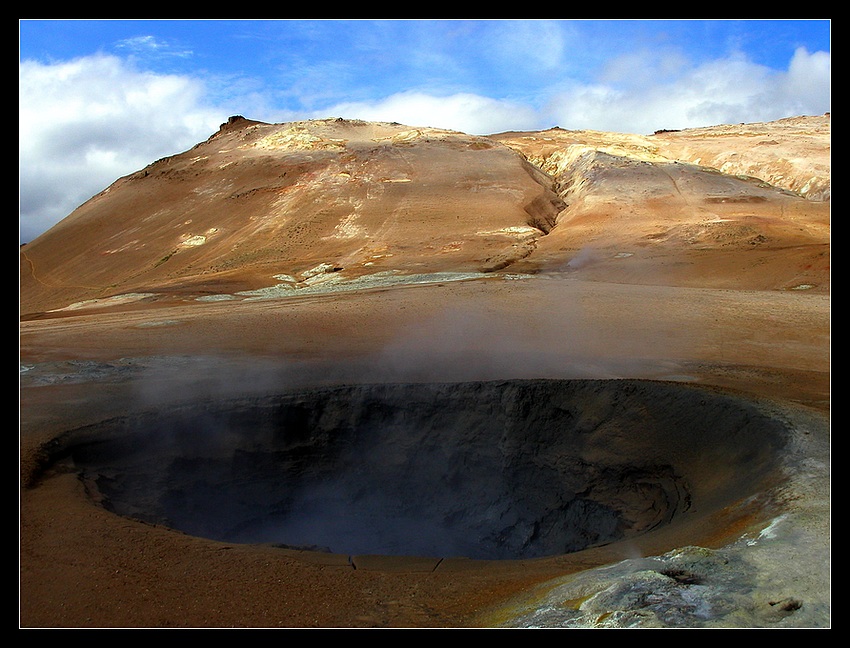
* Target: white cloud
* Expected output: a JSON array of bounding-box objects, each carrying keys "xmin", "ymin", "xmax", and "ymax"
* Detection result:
[
  {"xmin": 114, "ymin": 35, "xmax": 195, "ymax": 61},
  {"xmin": 778, "ymin": 46, "xmax": 831, "ymax": 111},
  {"xmin": 19, "ymin": 54, "xmax": 224, "ymax": 242},
  {"xmin": 544, "ymin": 48, "xmax": 830, "ymax": 134},
  {"xmin": 316, "ymin": 91, "xmax": 541, "ymax": 135},
  {"xmin": 115, "ymin": 35, "xmax": 168, "ymax": 52}
]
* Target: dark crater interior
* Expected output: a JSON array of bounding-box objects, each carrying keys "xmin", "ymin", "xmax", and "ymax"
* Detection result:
[{"xmin": 47, "ymin": 379, "xmax": 790, "ymax": 561}]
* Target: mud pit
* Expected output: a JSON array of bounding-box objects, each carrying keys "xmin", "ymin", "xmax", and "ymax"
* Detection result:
[{"xmin": 46, "ymin": 379, "xmax": 790, "ymax": 562}]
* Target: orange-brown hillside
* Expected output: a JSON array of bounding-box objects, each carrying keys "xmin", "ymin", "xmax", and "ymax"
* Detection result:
[{"xmin": 20, "ymin": 114, "xmax": 829, "ymax": 318}]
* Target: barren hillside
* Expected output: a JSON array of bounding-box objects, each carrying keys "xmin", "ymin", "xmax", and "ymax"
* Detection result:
[
  {"xmin": 20, "ymin": 114, "xmax": 829, "ymax": 317},
  {"xmin": 492, "ymin": 114, "xmax": 830, "ymax": 288}
]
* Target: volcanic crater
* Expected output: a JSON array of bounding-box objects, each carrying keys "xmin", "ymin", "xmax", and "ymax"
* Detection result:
[{"xmin": 44, "ymin": 379, "xmax": 790, "ymax": 563}]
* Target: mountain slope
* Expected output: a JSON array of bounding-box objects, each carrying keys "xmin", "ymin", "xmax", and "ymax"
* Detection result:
[
  {"xmin": 490, "ymin": 115, "xmax": 830, "ymax": 290},
  {"xmin": 20, "ymin": 114, "xmax": 830, "ymax": 317},
  {"xmin": 20, "ymin": 117, "xmax": 563, "ymax": 315}
]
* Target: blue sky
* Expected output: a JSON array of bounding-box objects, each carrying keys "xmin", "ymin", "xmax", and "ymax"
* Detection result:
[{"xmin": 19, "ymin": 19, "xmax": 830, "ymax": 243}]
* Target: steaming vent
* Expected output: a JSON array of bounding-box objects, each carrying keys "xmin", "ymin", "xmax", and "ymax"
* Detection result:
[{"xmin": 50, "ymin": 379, "xmax": 788, "ymax": 561}]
